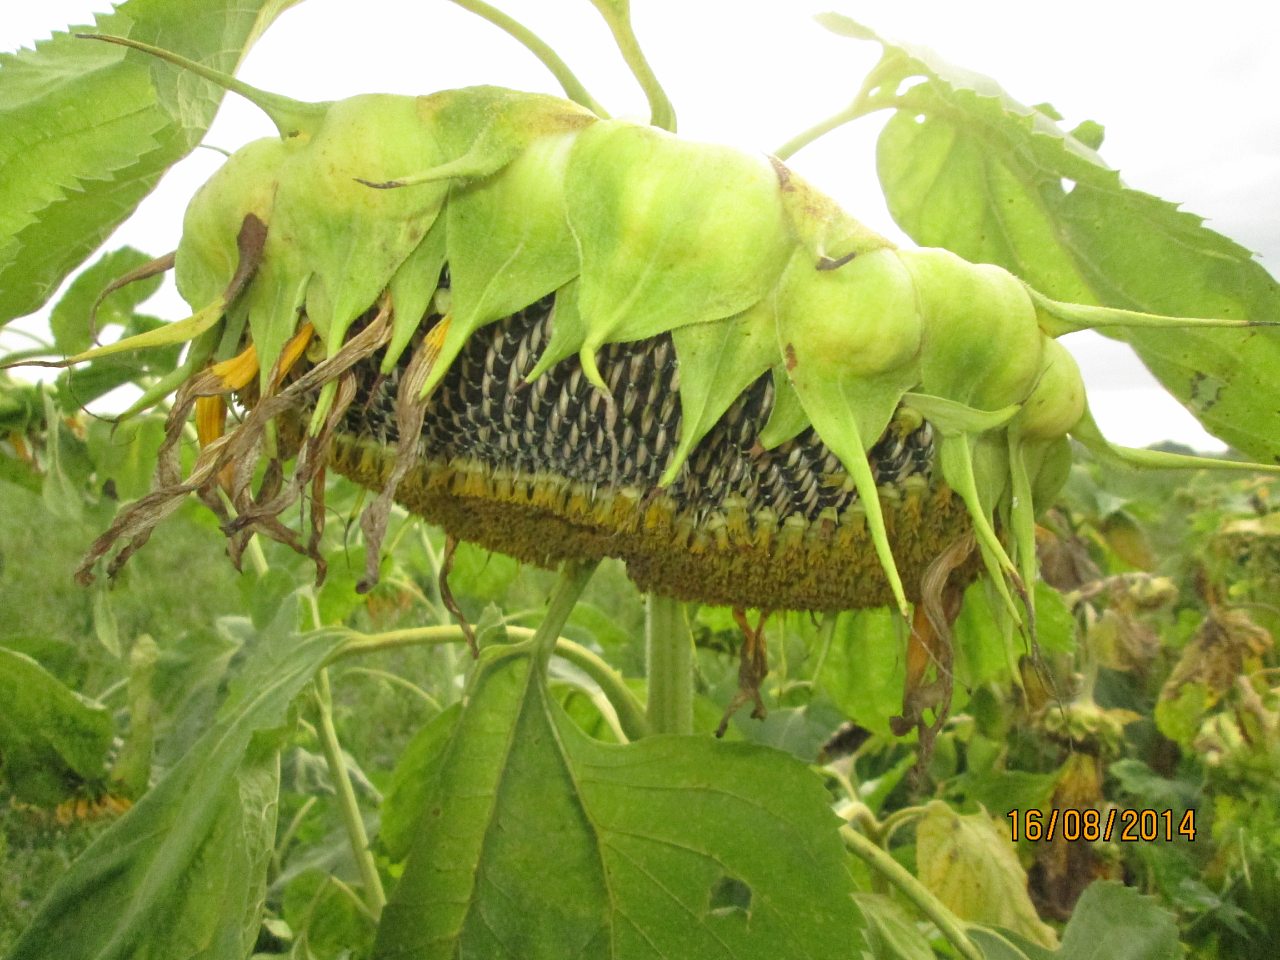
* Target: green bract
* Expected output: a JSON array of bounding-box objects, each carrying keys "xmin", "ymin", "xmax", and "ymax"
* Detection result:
[{"xmin": 65, "ymin": 37, "xmax": 1279, "ymax": 632}]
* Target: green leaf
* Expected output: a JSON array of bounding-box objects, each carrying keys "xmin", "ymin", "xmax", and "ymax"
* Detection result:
[
  {"xmin": 375, "ymin": 642, "xmax": 864, "ymax": 958},
  {"xmin": 1057, "ymin": 882, "xmax": 1181, "ymax": 960},
  {"xmin": 280, "ymin": 868, "xmax": 377, "ymax": 960},
  {"xmin": 5, "ymin": 615, "xmax": 345, "ymax": 960},
  {"xmin": 0, "ymin": 0, "xmax": 300, "ymax": 324},
  {"xmin": 49, "ymin": 247, "xmax": 163, "ymax": 355},
  {"xmin": 0, "ymin": 646, "xmax": 113, "ymax": 806},
  {"xmin": 818, "ymin": 607, "xmax": 908, "ymax": 738},
  {"xmin": 915, "ymin": 801, "xmax": 1057, "ymax": 949},
  {"xmin": 852, "ymin": 892, "xmax": 936, "ymax": 960},
  {"xmin": 37, "ymin": 389, "xmax": 85, "ymax": 521},
  {"xmin": 85, "ymin": 414, "xmax": 166, "ymax": 501},
  {"xmin": 378, "ymin": 702, "xmax": 461, "ymax": 864},
  {"xmin": 841, "ymin": 20, "xmax": 1280, "ymax": 462}
]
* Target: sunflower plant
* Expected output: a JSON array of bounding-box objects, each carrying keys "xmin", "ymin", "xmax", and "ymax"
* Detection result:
[{"xmin": 1, "ymin": 1, "xmax": 1277, "ymax": 958}]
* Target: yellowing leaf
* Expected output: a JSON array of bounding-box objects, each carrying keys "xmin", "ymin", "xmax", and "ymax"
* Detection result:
[{"xmin": 915, "ymin": 800, "xmax": 1058, "ymax": 949}]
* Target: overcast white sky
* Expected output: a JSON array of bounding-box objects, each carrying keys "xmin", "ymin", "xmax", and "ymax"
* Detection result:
[{"xmin": 4, "ymin": 0, "xmax": 1279, "ymax": 450}]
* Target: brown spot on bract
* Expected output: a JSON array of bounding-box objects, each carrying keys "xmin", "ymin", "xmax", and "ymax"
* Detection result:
[
  {"xmin": 784, "ymin": 343, "xmax": 797, "ymax": 370},
  {"xmin": 769, "ymin": 155, "xmax": 794, "ymax": 191}
]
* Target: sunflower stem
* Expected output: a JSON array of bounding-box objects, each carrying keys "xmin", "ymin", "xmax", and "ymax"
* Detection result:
[
  {"xmin": 314, "ymin": 669, "xmax": 386, "ymax": 918},
  {"xmin": 645, "ymin": 595, "xmax": 694, "ymax": 734},
  {"xmin": 446, "ymin": 0, "xmax": 609, "ymax": 117},
  {"xmin": 530, "ymin": 559, "xmax": 599, "ymax": 672},
  {"xmin": 773, "ymin": 73, "xmax": 880, "ymax": 160},
  {"xmin": 556, "ymin": 637, "xmax": 652, "ymax": 740},
  {"xmin": 840, "ymin": 825, "xmax": 983, "ymax": 960},
  {"xmin": 589, "ymin": 0, "xmax": 676, "ymax": 131}
]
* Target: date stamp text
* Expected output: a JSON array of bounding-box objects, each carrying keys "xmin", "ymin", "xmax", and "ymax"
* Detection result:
[{"xmin": 1007, "ymin": 808, "xmax": 1196, "ymax": 843}]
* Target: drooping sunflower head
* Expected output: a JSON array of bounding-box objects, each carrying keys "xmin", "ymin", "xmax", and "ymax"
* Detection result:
[{"xmin": 68, "ymin": 36, "xmax": 1276, "ymax": 639}]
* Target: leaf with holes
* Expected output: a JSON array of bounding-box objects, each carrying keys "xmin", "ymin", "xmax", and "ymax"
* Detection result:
[
  {"xmin": 374, "ymin": 639, "xmax": 865, "ymax": 959},
  {"xmin": 818, "ymin": 14, "xmax": 1280, "ymax": 462}
]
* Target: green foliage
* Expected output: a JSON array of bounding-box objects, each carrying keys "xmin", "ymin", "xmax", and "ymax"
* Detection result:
[
  {"xmin": 3, "ymin": 4, "xmax": 1279, "ymax": 959},
  {"xmin": 377, "ymin": 637, "xmax": 864, "ymax": 959},
  {"xmin": 5, "ymin": 613, "xmax": 344, "ymax": 960},
  {"xmin": 0, "ymin": 648, "xmax": 113, "ymax": 806},
  {"xmin": 0, "ymin": 0, "xmax": 300, "ymax": 324},
  {"xmin": 821, "ymin": 14, "xmax": 1280, "ymax": 463}
]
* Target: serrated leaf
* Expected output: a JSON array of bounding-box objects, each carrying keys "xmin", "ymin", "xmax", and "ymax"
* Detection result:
[
  {"xmin": 0, "ymin": 646, "xmax": 113, "ymax": 806},
  {"xmin": 374, "ymin": 641, "xmax": 865, "ymax": 958},
  {"xmin": 0, "ymin": 0, "xmax": 301, "ymax": 323},
  {"xmin": 5, "ymin": 614, "xmax": 345, "ymax": 960},
  {"xmin": 834, "ymin": 20, "xmax": 1280, "ymax": 461}
]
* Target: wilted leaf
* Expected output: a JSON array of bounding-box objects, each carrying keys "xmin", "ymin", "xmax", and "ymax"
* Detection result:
[
  {"xmin": 915, "ymin": 800, "xmax": 1057, "ymax": 948},
  {"xmin": 375, "ymin": 640, "xmax": 865, "ymax": 958}
]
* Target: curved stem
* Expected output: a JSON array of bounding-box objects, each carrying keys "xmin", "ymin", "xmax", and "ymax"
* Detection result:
[
  {"xmin": 773, "ymin": 75, "xmax": 883, "ymax": 160},
  {"xmin": 809, "ymin": 610, "xmax": 839, "ymax": 688},
  {"xmin": 325, "ymin": 624, "xmax": 473, "ymax": 663},
  {"xmin": 339, "ymin": 665, "xmax": 443, "ymax": 712},
  {"xmin": 271, "ymin": 795, "xmax": 318, "ymax": 881},
  {"xmin": 446, "ymin": 0, "xmax": 609, "ymax": 117},
  {"xmin": 314, "ymin": 669, "xmax": 386, "ymax": 918},
  {"xmin": 589, "ymin": 0, "xmax": 676, "ymax": 131},
  {"xmin": 553, "ymin": 637, "xmax": 652, "ymax": 740},
  {"xmin": 645, "ymin": 595, "xmax": 694, "ymax": 734},
  {"xmin": 840, "ymin": 825, "xmax": 983, "ymax": 960},
  {"xmin": 325, "ymin": 618, "xmax": 648, "ymax": 738}
]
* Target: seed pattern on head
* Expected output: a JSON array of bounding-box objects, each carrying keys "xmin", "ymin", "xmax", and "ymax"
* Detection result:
[{"xmin": 342, "ymin": 289, "xmax": 936, "ymax": 527}]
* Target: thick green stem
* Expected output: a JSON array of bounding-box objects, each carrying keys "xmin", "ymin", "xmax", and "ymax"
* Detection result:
[
  {"xmin": 530, "ymin": 560, "xmax": 598, "ymax": 672},
  {"xmin": 840, "ymin": 826, "xmax": 983, "ymax": 960},
  {"xmin": 589, "ymin": 0, "xmax": 676, "ymax": 131},
  {"xmin": 314, "ymin": 669, "xmax": 386, "ymax": 918},
  {"xmin": 645, "ymin": 595, "xmax": 694, "ymax": 734},
  {"xmin": 446, "ymin": 0, "xmax": 609, "ymax": 117}
]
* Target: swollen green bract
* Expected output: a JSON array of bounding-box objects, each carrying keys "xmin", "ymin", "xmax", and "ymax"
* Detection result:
[{"xmin": 67, "ymin": 37, "xmax": 1279, "ymax": 634}]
